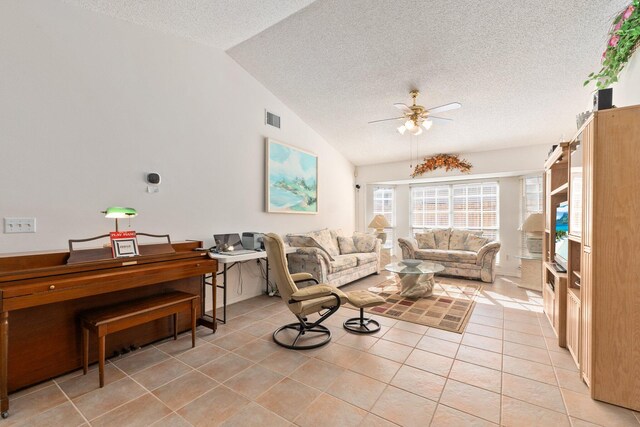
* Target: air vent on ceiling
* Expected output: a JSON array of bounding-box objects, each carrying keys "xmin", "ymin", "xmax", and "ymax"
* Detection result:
[{"xmin": 265, "ymin": 110, "xmax": 281, "ymax": 129}]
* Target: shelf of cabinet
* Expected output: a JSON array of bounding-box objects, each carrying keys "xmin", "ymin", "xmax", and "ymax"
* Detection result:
[
  {"xmin": 568, "ymin": 234, "xmax": 582, "ymax": 243},
  {"xmin": 573, "ymin": 270, "xmax": 582, "ymax": 280},
  {"xmin": 568, "ymin": 286, "xmax": 581, "ymax": 301},
  {"xmin": 544, "ymin": 261, "xmax": 568, "ymax": 279},
  {"xmin": 550, "ymin": 183, "xmax": 569, "ymax": 196}
]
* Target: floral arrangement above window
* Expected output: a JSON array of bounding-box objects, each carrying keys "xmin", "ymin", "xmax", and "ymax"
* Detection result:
[
  {"xmin": 411, "ymin": 154, "xmax": 472, "ymax": 178},
  {"xmin": 585, "ymin": 1, "xmax": 640, "ymax": 89}
]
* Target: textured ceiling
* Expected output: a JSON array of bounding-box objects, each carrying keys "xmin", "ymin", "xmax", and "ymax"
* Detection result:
[
  {"xmin": 64, "ymin": 0, "xmax": 628, "ymax": 166},
  {"xmin": 63, "ymin": 0, "xmax": 316, "ymax": 50},
  {"xmin": 229, "ymin": 0, "xmax": 628, "ymax": 165}
]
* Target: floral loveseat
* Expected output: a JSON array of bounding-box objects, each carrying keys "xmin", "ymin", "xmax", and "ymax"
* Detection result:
[
  {"xmin": 398, "ymin": 229, "xmax": 501, "ymax": 283},
  {"xmin": 286, "ymin": 229, "xmax": 381, "ymax": 287}
]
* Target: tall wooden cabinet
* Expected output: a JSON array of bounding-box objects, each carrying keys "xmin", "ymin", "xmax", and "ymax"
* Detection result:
[{"xmin": 543, "ymin": 105, "xmax": 640, "ymax": 411}]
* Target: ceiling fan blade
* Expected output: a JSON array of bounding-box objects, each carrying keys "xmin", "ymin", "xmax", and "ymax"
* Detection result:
[
  {"xmin": 428, "ymin": 116, "xmax": 453, "ymax": 124},
  {"xmin": 427, "ymin": 102, "xmax": 462, "ymax": 114},
  {"xmin": 368, "ymin": 116, "xmax": 404, "ymax": 124},
  {"xmin": 393, "ymin": 103, "xmax": 413, "ymax": 114}
]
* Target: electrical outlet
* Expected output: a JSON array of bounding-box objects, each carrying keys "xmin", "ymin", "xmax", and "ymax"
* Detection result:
[{"xmin": 4, "ymin": 217, "xmax": 36, "ymax": 233}]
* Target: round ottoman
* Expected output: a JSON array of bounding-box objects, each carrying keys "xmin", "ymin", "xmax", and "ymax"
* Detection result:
[{"xmin": 343, "ymin": 290, "xmax": 386, "ymax": 334}]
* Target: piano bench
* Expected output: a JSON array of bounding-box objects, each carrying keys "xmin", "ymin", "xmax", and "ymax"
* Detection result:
[{"xmin": 80, "ymin": 291, "xmax": 200, "ymax": 387}]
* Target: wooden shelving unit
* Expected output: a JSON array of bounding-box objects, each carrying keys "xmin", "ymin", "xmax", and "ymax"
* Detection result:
[{"xmin": 542, "ymin": 105, "xmax": 640, "ymax": 411}]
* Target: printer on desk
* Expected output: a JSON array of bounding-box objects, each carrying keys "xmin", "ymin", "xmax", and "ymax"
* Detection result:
[{"xmin": 242, "ymin": 232, "xmax": 264, "ymax": 250}]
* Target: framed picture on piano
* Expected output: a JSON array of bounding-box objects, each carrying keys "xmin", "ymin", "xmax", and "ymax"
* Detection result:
[{"xmin": 110, "ymin": 231, "xmax": 139, "ymax": 258}]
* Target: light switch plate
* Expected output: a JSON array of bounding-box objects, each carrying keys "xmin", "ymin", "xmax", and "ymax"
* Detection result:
[{"xmin": 4, "ymin": 217, "xmax": 36, "ymax": 233}]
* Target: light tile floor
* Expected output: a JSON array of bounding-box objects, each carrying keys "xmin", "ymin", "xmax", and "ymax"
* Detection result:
[{"xmin": 5, "ymin": 274, "xmax": 640, "ymax": 426}]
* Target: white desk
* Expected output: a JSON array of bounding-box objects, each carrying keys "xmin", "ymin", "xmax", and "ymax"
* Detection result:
[{"xmin": 208, "ymin": 247, "xmax": 297, "ymax": 323}]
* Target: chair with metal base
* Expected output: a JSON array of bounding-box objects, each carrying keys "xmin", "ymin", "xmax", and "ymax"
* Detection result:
[
  {"xmin": 343, "ymin": 290, "xmax": 386, "ymax": 334},
  {"xmin": 263, "ymin": 233, "xmax": 347, "ymax": 350}
]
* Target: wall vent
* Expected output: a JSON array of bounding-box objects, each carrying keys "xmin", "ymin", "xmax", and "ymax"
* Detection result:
[{"xmin": 265, "ymin": 110, "xmax": 281, "ymax": 129}]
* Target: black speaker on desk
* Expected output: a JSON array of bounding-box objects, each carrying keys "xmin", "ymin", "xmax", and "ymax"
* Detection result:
[{"xmin": 593, "ymin": 88, "xmax": 613, "ymax": 111}]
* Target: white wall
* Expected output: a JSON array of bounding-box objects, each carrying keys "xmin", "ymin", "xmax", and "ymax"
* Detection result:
[
  {"xmin": 357, "ymin": 145, "xmax": 550, "ymax": 277},
  {"xmin": 0, "ymin": 1, "xmax": 355, "ymax": 305},
  {"xmin": 610, "ymin": 50, "xmax": 640, "ymax": 107}
]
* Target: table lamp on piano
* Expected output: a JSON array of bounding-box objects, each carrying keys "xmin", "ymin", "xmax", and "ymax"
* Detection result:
[{"xmin": 102, "ymin": 206, "xmax": 137, "ymax": 231}]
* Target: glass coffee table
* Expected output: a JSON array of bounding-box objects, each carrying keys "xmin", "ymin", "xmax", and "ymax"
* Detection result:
[{"xmin": 384, "ymin": 261, "xmax": 445, "ymax": 298}]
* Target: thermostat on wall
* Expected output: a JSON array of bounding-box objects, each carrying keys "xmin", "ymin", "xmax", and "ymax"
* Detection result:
[{"xmin": 146, "ymin": 173, "xmax": 161, "ymax": 185}]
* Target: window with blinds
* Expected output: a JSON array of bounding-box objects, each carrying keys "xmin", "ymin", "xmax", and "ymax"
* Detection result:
[
  {"xmin": 521, "ymin": 175, "xmax": 543, "ymax": 249},
  {"xmin": 372, "ymin": 187, "xmax": 395, "ymax": 250},
  {"xmin": 411, "ymin": 182, "xmax": 499, "ymax": 241}
]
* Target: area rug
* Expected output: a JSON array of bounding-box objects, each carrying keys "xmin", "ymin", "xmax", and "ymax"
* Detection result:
[{"xmin": 348, "ymin": 277, "xmax": 483, "ymax": 333}]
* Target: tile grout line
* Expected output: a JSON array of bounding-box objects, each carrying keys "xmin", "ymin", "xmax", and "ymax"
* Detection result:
[{"xmin": 53, "ymin": 380, "xmax": 92, "ymax": 426}]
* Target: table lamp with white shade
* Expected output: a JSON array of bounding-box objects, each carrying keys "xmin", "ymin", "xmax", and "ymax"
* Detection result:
[
  {"xmin": 368, "ymin": 214, "xmax": 391, "ymax": 244},
  {"xmin": 519, "ymin": 213, "xmax": 543, "ymax": 253}
]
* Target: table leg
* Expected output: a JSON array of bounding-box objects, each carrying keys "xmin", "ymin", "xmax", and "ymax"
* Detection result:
[
  {"xmin": 266, "ymin": 258, "xmax": 270, "ymax": 295},
  {"xmin": 216, "ymin": 264, "xmax": 227, "ymax": 324},
  {"xmin": 1, "ymin": 311, "xmax": 8, "ymax": 418}
]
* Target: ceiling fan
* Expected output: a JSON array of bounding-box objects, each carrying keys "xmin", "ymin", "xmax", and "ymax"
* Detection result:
[{"xmin": 368, "ymin": 90, "xmax": 461, "ymax": 135}]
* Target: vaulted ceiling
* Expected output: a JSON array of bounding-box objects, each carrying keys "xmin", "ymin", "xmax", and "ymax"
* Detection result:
[{"xmin": 66, "ymin": 0, "xmax": 628, "ymax": 165}]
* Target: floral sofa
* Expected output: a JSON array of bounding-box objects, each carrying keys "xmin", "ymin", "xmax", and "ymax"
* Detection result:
[
  {"xmin": 398, "ymin": 229, "xmax": 501, "ymax": 283},
  {"xmin": 286, "ymin": 229, "xmax": 381, "ymax": 287}
]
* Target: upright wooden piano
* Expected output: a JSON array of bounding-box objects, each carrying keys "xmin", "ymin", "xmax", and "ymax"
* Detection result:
[{"xmin": 0, "ymin": 241, "xmax": 217, "ymax": 418}]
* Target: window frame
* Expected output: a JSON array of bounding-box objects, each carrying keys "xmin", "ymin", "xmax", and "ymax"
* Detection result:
[{"xmin": 372, "ymin": 186, "xmax": 395, "ymax": 251}]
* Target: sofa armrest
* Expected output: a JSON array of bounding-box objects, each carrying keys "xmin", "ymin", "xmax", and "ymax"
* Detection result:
[
  {"xmin": 398, "ymin": 237, "xmax": 418, "ymax": 259},
  {"xmin": 374, "ymin": 238, "xmax": 382, "ymax": 273},
  {"xmin": 287, "ymin": 248, "xmax": 330, "ymax": 283},
  {"xmin": 476, "ymin": 242, "xmax": 501, "ymax": 266},
  {"xmin": 289, "ymin": 284, "xmax": 334, "ymax": 302}
]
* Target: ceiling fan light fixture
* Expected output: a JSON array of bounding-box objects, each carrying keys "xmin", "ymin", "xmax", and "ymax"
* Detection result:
[
  {"xmin": 404, "ymin": 119, "xmax": 415, "ymax": 130},
  {"xmin": 423, "ymin": 119, "xmax": 433, "ymax": 130},
  {"xmin": 409, "ymin": 126, "xmax": 423, "ymax": 136},
  {"xmin": 397, "ymin": 125, "xmax": 407, "ymax": 135}
]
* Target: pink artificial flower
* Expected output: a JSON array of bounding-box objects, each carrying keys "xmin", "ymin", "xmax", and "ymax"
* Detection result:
[
  {"xmin": 614, "ymin": 21, "xmax": 623, "ymax": 31},
  {"xmin": 623, "ymin": 5, "xmax": 635, "ymax": 20},
  {"xmin": 610, "ymin": 35, "xmax": 620, "ymax": 47},
  {"xmin": 602, "ymin": 50, "xmax": 608, "ymax": 61}
]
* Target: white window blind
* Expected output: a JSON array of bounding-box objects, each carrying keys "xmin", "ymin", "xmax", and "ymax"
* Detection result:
[
  {"xmin": 411, "ymin": 186, "xmax": 451, "ymax": 232},
  {"xmin": 372, "ymin": 187, "xmax": 395, "ymax": 251},
  {"xmin": 521, "ymin": 175, "xmax": 543, "ymax": 249},
  {"xmin": 411, "ymin": 182, "xmax": 499, "ymax": 241},
  {"xmin": 452, "ymin": 182, "xmax": 499, "ymax": 240}
]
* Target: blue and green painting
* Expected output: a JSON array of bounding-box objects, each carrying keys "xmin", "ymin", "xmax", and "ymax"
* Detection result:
[{"xmin": 267, "ymin": 140, "xmax": 318, "ymax": 213}]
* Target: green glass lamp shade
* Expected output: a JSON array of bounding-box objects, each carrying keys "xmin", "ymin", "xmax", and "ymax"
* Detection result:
[{"xmin": 103, "ymin": 207, "xmax": 137, "ymax": 219}]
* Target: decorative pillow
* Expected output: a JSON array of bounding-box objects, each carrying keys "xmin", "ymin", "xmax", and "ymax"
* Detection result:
[
  {"xmin": 432, "ymin": 229, "xmax": 451, "ymax": 250},
  {"xmin": 464, "ymin": 234, "xmax": 489, "ymax": 252},
  {"xmin": 415, "ymin": 232, "xmax": 437, "ymax": 249},
  {"xmin": 286, "ymin": 234, "xmax": 335, "ymax": 261},
  {"xmin": 337, "ymin": 236, "xmax": 358, "ymax": 254},
  {"xmin": 352, "ymin": 233, "xmax": 377, "ymax": 253},
  {"xmin": 330, "ymin": 229, "xmax": 344, "ymax": 252},
  {"xmin": 307, "ymin": 229, "xmax": 340, "ymax": 257},
  {"xmin": 449, "ymin": 229, "xmax": 470, "ymax": 250}
]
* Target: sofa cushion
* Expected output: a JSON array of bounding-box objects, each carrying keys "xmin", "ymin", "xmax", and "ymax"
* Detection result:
[
  {"xmin": 352, "ymin": 233, "xmax": 377, "ymax": 253},
  {"xmin": 416, "ymin": 232, "xmax": 437, "ymax": 249},
  {"xmin": 354, "ymin": 252, "xmax": 377, "ymax": 266},
  {"xmin": 287, "ymin": 235, "xmax": 335, "ymax": 261},
  {"xmin": 464, "ymin": 234, "xmax": 489, "ymax": 251},
  {"xmin": 307, "ymin": 229, "xmax": 340, "ymax": 257},
  {"xmin": 432, "ymin": 229, "xmax": 451, "ymax": 250},
  {"xmin": 337, "ymin": 236, "xmax": 358, "ymax": 254},
  {"xmin": 330, "ymin": 255, "xmax": 358, "ymax": 273},
  {"xmin": 449, "ymin": 229, "xmax": 471, "ymax": 250},
  {"xmin": 415, "ymin": 249, "xmax": 477, "ymax": 264}
]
